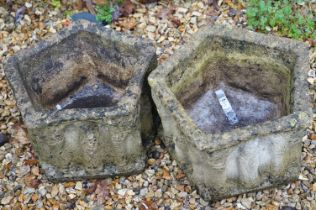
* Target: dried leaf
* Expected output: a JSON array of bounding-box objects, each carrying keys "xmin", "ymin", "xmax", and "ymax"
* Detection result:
[
  {"xmin": 139, "ymin": 200, "xmax": 158, "ymax": 210},
  {"xmin": 24, "ymin": 159, "xmax": 39, "ymax": 166},
  {"xmin": 309, "ymin": 133, "xmax": 316, "ymax": 140},
  {"xmin": 64, "ymin": 182, "xmax": 76, "ymax": 188},
  {"xmin": 170, "ymin": 17, "xmax": 181, "ymax": 27},
  {"xmin": 12, "ymin": 124, "xmax": 30, "ymax": 145},
  {"xmin": 120, "ymin": 0, "xmax": 135, "ymax": 17},
  {"xmin": 31, "ymin": 166, "xmax": 40, "ymax": 176},
  {"xmin": 224, "ymin": 0, "xmax": 244, "ymax": 10},
  {"xmin": 24, "ymin": 175, "xmax": 41, "ymax": 188},
  {"xmin": 175, "ymin": 171, "xmax": 186, "ymax": 179},
  {"xmin": 162, "ymin": 169, "xmax": 172, "ymax": 180},
  {"xmin": 312, "ymin": 183, "xmax": 316, "ymax": 192},
  {"xmin": 117, "ymin": 18, "xmax": 137, "ymax": 30}
]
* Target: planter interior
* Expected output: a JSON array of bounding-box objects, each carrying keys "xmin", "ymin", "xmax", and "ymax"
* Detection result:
[
  {"xmin": 168, "ymin": 38, "xmax": 293, "ymax": 133},
  {"xmin": 18, "ymin": 31, "xmax": 136, "ymax": 111}
]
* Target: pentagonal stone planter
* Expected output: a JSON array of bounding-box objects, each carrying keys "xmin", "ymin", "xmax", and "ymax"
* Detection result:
[
  {"xmin": 148, "ymin": 25, "xmax": 311, "ymax": 201},
  {"xmin": 4, "ymin": 22, "xmax": 157, "ymax": 180}
]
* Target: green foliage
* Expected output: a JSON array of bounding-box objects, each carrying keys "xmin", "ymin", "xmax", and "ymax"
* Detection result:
[
  {"xmin": 96, "ymin": 0, "xmax": 125, "ymax": 24},
  {"xmin": 64, "ymin": 10, "xmax": 75, "ymax": 17},
  {"xmin": 246, "ymin": 0, "xmax": 316, "ymax": 40},
  {"xmin": 96, "ymin": 3, "xmax": 115, "ymax": 23},
  {"xmin": 51, "ymin": 0, "xmax": 61, "ymax": 8}
]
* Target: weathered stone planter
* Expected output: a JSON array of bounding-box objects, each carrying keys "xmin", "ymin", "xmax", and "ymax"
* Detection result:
[
  {"xmin": 4, "ymin": 22, "xmax": 157, "ymax": 180},
  {"xmin": 148, "ymin": 25, "xmax": 311, "ymax": 201}
]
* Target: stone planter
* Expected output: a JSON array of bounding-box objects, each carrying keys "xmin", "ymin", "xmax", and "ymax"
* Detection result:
[
  {"xmin": 4, "ymin": 22, "xmax": 157, "ymax": 180},
  {"xmin": 148, "ymin": 25, "xmax": 311, "ymax": 201}
]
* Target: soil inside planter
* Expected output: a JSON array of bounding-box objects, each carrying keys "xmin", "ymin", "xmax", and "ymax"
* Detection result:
[
  {"xmin": 18, "ymin": 31, "xmax": 137, "ymax": 111},
  {"xmin": 170, "ymin": 52, "xmax": 293, "ymax": 133},
  {"xmin": 31, "ymin": 56, "xmax": 132, "ymax": 110},
  {"xmin": 186, "ymin": 83, "xmax": 279, "ymax": 132},
  {"xmin": 37, "ymin": 57, "xmax": 130, "ymax": 110}
]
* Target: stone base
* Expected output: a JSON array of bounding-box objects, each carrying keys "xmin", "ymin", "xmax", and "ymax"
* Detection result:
[
  {"xmin": 40, "ymin": 156, "xmax": 146, "ymax": 181},
  {"xmin": 161, "ymin": 130, "xmax": 302, "ymax": 201}
]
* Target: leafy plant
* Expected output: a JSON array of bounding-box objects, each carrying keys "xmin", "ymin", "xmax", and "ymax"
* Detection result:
[
  {"xmin": 246, "ymin": 0, "xmax": 316, "ymax": 40},
  {"xmin": 96, "ymin": 0, "xmax": 135, "ymax": 24},
  {"xmin": 51, "ymin": 0, "xmax": 61, "ymax": 8},
  {"xmin": 96, "ymin": 2, "xmax": 115, "ymax": 23}
]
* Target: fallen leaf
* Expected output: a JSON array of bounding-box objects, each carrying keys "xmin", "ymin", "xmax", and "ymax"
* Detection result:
[
  {"xmin": 309, "ymin": 133, "xmax": 316, "ymax": 140},
  {"xmin": 154, "ymin": 137, "xmax": 161, "ymax": 145},
  {"xmin": 175, "ymin": 172, "xmax": 186, "ymax": 179},
  {"xmin": 64, "ymin": 182, "xmax": 76, "ymax": 188},
  {"xmin": 162, "ymin": 169, "xmax": 172, "ymax": 180},
  {"xmin": 24, "ymin": 159, "xmax": 38, "ymax": 166},
  {"xmin": 139, "ymin": 199, "xmax": 158, "ymax": 210},
  {"xmin": 62, "ymin": 19, "xmax": 72, "ymax": 27},
  {"xmin": 117, "ymin": 18, "xmax": 137, "ymax": 30},
  {"xmin": 4, "ymin": 162, "xmax": 12, "ymax": 174},
  {"xmin": 312, "ymin": 183, "xmax": 316, "ymax": 192},
  {"xmin": 175, "ymin": 184, "xmax": 185, "ymax": 191},
  {"xmin": 31, "ymin": 194, "xmax": 39, "ymax": 202},
  {"xmin": 31, "ymin": 166, "xmax": 40, "ymax": 176},
  {"xmin": 24, "ymin": 175, "xmax": 41, "ymax": 188},
  {"xmin": 120, "ymin": 0, "xmax": 135, "ymax": 17},
  {"xmin": 170, "ymin": 17, "xmax": 181, "ymax": 27},
  {"xmin": 178, "ymin": 25, "xmax": 185, "ymax": 33},
  {"xmin": 12, "ymin": 124, "xmax": 30, "ymax": 145}
]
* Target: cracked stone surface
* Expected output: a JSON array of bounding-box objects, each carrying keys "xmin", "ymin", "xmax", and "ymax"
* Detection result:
[{"xmin": 148, "ymin": 25, "xmax": 312, "ymax": 201}]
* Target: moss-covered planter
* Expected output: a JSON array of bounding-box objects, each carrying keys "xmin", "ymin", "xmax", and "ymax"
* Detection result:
[
  {"xmin": 4, "ymin": 22, "xmax": 157, "ymax": 180},
  {"xmin": 148, "ymin": 25, "xmax": 311, "ymax": 201}
]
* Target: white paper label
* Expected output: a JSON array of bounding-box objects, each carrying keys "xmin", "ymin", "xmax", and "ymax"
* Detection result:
[{"xmin": 215, "ymin": 89, "xmax": 239, "ymax": 125}]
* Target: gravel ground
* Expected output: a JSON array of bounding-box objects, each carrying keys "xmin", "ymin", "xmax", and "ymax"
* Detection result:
[{"xmin": 0, "ymin": 0, "xmax": 316, "ymax": 209}]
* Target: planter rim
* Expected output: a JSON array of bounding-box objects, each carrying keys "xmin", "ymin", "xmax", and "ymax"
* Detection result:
[
  {"xmin": 5, "ymin": 21, "xmax": 156, "ymax": 128},
  {"xmin": 148, "ymin": 25, "xmax": 312, "ymax": 153}
]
